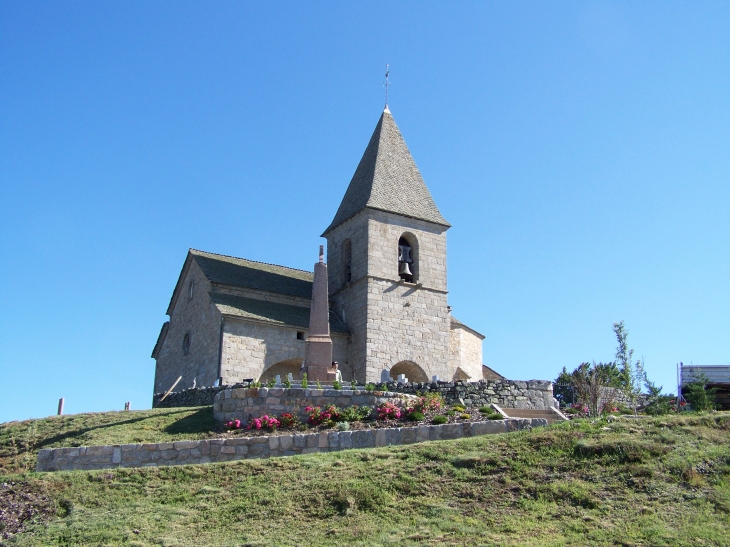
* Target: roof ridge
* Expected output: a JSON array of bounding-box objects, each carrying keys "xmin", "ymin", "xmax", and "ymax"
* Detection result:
[{"xmin": 189, "ymin": 248, "xmax": 314, "ymax": 276}]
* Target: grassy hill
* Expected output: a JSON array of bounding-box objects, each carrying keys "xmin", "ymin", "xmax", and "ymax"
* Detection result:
[{"xmin": 1, "ymin": 410, "xmax": 729, "ymax": 546}]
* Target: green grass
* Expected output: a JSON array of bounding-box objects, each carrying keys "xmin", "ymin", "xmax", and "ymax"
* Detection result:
[
  {"xmin": 1, "ymin": 412, "xmax": 728, "ymax": 545},
  {"xmin": 0, "ymin": 407, "xmax": 217, "ymax": 474}
]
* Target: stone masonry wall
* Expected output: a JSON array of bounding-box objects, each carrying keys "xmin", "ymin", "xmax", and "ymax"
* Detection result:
[
  {"xmin": 220, "ymin": 320, "xmax": 349, "ymax": 384},
  {"xmin": 449, "ymin": 324, "xmax": 484, "ymax": 382},
  {"xmin": 37, "ymin": 417, "xmax": 547, "ymax": 472},
  {"xmin": 213, "ymin": 387, "xmax": 415, "ymax": 425},
  {"xmin": 154, "ymin": 260, "xmax": 222, "ymax": 393},
  {"xmin": 381, "ymin": 379, "xmax": 557, "ymax": 410},
  {"xmin": 153, "ymin": 379, "xmax": 556, "ymax": 410}
]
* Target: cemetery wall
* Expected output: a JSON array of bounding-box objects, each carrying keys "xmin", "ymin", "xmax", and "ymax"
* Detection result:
[
  {"xmin": 153, "ymin": 379, "xmax": 557, "ymax": 410},
  {"xmin": 36, "ymin": 417, "xmax": 547, "ymax": 472}
]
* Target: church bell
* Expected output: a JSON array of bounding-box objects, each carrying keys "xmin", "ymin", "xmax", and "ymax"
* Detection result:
[{"xmin": 398, "ymin": 261, "xmax": 413, "ymax": 277}]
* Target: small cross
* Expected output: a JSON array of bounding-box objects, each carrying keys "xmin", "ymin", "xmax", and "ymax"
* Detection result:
[{"xmin": 384, "ymin": 64, "xmax": 390, "ymax": 107}]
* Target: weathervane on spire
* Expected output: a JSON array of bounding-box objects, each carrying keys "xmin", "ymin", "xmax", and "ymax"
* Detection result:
[{"xmin": 384, "ymin": 64, "xmax": 390, "ymax": 108}]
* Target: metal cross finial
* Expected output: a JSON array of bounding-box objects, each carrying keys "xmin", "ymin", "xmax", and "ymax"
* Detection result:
[{"xmin": 384, "ymin": 64, "xmax": 390, "ymax": 107}]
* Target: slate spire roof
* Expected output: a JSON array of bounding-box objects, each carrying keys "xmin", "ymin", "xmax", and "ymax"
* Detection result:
[{"xmin": 323, "ymin": 107, "xmax": 450, "ymax": 235}]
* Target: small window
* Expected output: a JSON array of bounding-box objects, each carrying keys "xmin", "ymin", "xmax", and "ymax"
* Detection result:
[
  {"xmin": 187, "ymin": 280, "xmax": 195, "ymax": 300},
  {"xmin": 182, "ymin": 332, "xmax": 191, "ymax": 355},
  {"xmin": 296, "ymin": 331, "xmax": 306, "ymax": 341}
]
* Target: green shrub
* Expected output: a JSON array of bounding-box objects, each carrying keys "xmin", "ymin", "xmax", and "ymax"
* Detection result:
[
  {"xmin": 333, "ymin": 380, "xmax": 342, "ymax": 390},
  {"xmin": 460, "ymin": 413, "xmax": 471, "ymax": 420},
  {"xmin": 340, "ymin": 405, "xmax": 373, "ymax": 422},
  {"xmin": 446, "ymin": 410, "xmax": 456, "ymax": 417},
  {"xmin": 316, "ymin": 380, "xmax": 322, "ymax": 390},
  {"xmin": 267, "ymin": 378, "xmax": 276, "ymax": 388},
  {"xmin": 283, "ymin": 377, "xmax": 292, "ymax": 389},
  {"xmin": 406, "ymin": 411, "xmax": 425, "ymax": 422},
  {"xmin": 432, "ymin": 415, "xmax": 448, "ymax": 425},
  {"xmin": 479, "ymin": 406, "xmax": 492, "ymax": 414},
  {"xmin": 453, "ymin": 404, "xmax": 466, "ymax": 412},
  {"xmin": 351, "ymin": 380, "xmax": 357, "ymax": 390},
  {"xmin": 301, "ymin": 373, "xmax": 308, "ymax": 389},
  {"xmin": 336, "ymin": 421, "xmax": 350, "ymax": 431},
  {"xmin": 488, "ymin": 413, "xmax": 503, "ymax": 420},
  {"xmin": 365, "ymin": 383, "xmax": 375, "ymax": 392}
]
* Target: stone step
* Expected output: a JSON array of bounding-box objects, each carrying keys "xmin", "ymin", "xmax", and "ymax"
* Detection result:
[{"xmin": 499, "ymin": 407, "xmax": 567, "ymax": 424}]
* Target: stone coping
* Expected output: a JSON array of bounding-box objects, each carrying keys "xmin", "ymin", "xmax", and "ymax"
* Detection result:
[{"xmin": 36, "ymin": 418, "xmax": 547, "ymax": 472}]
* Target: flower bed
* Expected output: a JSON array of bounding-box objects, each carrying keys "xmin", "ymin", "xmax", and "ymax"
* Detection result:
[{"xmin": 213, "ymin": 393, "xmax": 509, "ymax": 439}]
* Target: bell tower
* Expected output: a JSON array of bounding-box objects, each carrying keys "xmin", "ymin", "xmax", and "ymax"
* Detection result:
[{"xmin": 323, "ymin": 107, "xmax": 451, "ymax": 384}]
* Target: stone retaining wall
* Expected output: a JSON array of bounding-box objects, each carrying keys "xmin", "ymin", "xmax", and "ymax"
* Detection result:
[
  {"xmin": 213, "ymin": 387, "xmax": 416, "ymax": 425},
  {"xmin": 36, "ymin": 418, "xmax": 547, "ymax": 472},
  {"xmin": 381, "ymin": 379, "xmax": 557, "ymax": 409},
  {"xmin": 155, "ymin": 379, "xmax": 556, "ymax": 411}
]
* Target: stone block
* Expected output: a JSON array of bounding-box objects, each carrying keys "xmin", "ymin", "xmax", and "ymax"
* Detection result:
[
  {"xmin": 269, "ymin": 437, "xmax": 280, "ymax": 450},
  {"xmin": 439, "ymin": 423, "xmax": 464, "ymax": 440},
  {"xmin": 301, "ymin": 448, "xmax": 319, "ymax": 454},
  {"xmin": 293, "ymin": 435, "xmax": 307, "ymax": 449},
  {"xmin": 401, "ymin": 428, "xmax": 417, "ymax": 444},
  {"xmin": 416, "ymin": 425, "xmax": 430, "ymax": 442},
  {"xmin": 220, "ymin": 446, "xmax": 236, "ymax": 454},
  {"xmin": 112, "ymin": 447, "xmax": 122, "ymax": 464},
  {"xmin": 351, "ymin": 430, "xmax": 375, "ymax": 448},
  {"xmin": 531, "ymin": 418, "xmax": 548, "ymax": 428},
  {"xmin": 385, "ymin": 428, "xmax": 401, "ymax": 446},
  {"xmin": 338, "ymin": 431, "xmax": 352, "ymax": 449},
  {"xmin": 279, "ymin": 435, "xmax": 293, "ymax": 451},
  {"xmin": 306, "ymin": 434, "xmax": 319, "ymax": 448},
  {"xmin": 327, "ymin": 431, "xmax": 339, "ymax": 448},
  {"xmin": 86, "ymin": 445, "xmax": 113, "ymax": 457},
  {"xmin": 375, "ymin": 429, "xmax": 387, "ymax": 447},
  {"xmin": 173, "ymin": 441, "xmax": 199, "ymax": 450}
]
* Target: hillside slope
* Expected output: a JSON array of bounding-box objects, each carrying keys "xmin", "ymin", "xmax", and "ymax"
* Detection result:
[{"xmin": 1, "ymin": 412, "xmax": 729, "ymax": 546}]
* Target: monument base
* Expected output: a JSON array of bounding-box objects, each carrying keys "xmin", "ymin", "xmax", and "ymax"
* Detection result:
[{"xmin": 306, "ymin": 365, "xmax": 337, "ymax": 383}]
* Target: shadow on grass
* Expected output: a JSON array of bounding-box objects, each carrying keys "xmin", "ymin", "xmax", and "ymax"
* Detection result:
[
  {"xmin": 28, "ymin": 408, "xmax": 217, "ymax": 453},
  {"xmin": 163, "ymin": 407, "xmax": 219, "ymax": 435}
]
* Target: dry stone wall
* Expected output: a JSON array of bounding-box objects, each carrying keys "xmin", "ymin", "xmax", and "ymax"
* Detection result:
[
  {"xmin": 381, "ymin": 379, "xmax": 558, "ymax": 409},
  {"xmin": 36, "ymin": 418, "xmax": 547, "ymax": 472}
]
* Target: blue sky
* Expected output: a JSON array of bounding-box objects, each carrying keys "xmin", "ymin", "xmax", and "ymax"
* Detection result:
[{"xmin": 1, "ymin": 2, "xmax": 728, "ymax": 423}]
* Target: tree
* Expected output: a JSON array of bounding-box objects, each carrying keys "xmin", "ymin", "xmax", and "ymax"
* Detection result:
[
  {"xmin": 571, "ymin": 361, "xmax": 616, "ymax": 417},
  {"xmin": 682, "ymin": 371, "xmax": 718, "ymax": 412},
  {"xmin": 613, "ymin": 321, "xmax": 644, "ymax": 415}
]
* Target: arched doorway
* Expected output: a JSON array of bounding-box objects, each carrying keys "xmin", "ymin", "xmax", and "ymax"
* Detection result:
[
  {"xmin": 259, "ymin": 358, "xmax": 303, "ymax": 383},
  {"xmin": 390, "ymin": 361, "xmax": 429, "ymax": 383}
]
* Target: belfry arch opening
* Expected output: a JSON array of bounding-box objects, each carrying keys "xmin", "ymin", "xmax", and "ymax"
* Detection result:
[
  {"xmin": 341, "ymin": 238, "xmax": 352, "ymax": 287},
  {"xmin": 259, "ymin": 358, "xmax": 303, "ymax": 383},
  {"xmin": 390, "ymin": 361, "xmax": 428, "ymax": 383},
  {"xmin": 397, "ymin": 234, "xmax": 418, "ymax": 283}
]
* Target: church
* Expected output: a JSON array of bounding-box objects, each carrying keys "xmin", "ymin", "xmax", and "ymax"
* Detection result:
[{"xmin": 152, "ymin": 106, "xmax": 490, "ymax": 394}]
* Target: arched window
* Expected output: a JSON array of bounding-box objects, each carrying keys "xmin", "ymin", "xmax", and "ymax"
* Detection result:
[
  {"xmin": 398, "ymin": 235, "xmax": 417, "ymax": 283},
  {"xmin": 341, "ymin": 239, "xmax": 352, "ymax": 286},
  {"xmin": 187, "ymin": 279, "xmax": 195, "ymax": 300}
]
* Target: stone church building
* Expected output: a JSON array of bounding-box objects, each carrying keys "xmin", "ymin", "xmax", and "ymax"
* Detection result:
[{"xmin": 152, "ymin": 107, "xmax": 487, "ymax": 394}]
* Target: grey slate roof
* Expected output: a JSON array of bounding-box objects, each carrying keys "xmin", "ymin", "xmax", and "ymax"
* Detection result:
[
  {"xmin": 323, "ymin": 108, "xmax": 450, "ymax": 235},
  {"xmin": 191, "ymin": 249, "xmax": 314, "ymax": 299},
  {"xmin": 211, "ymin": 292, "xmax": 348, "ymax": 333}
]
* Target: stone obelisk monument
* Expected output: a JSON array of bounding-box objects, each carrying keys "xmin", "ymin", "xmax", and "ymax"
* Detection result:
[{"xmin": 304, "ymin": 246, "xmax": 336, "ymax": 383}]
